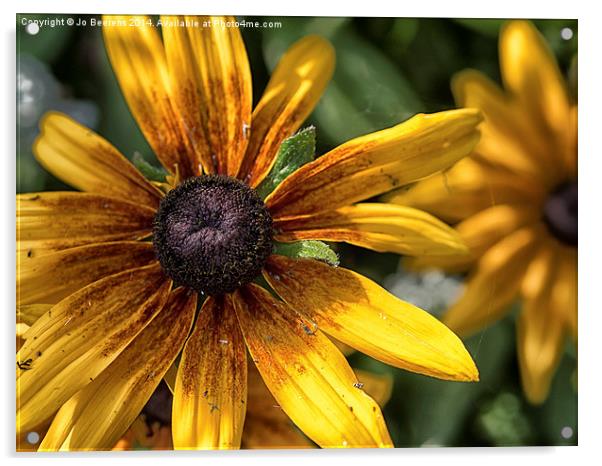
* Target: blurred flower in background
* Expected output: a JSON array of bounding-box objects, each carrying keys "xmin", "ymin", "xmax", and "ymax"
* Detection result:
[{"xmin": 386, "ymin": 20, "xmax": 577, "ymax": 404}]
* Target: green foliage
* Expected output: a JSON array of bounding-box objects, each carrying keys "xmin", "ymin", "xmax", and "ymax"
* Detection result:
[
  {"xmin": 255, "ymin": 127, "xmax": 316, "ymax": 199},
  {"xmin": 262, "ymin": 17, "xmax": 422, "ymax": 149},
  {"xmin": 272, "ymin": 240, "xmax": 339, "ymax": 267}
]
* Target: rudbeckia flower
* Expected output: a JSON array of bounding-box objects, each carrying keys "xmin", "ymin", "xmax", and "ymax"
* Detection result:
[
  {"xmin": 386, "ymin": 20, "xmax": 577, "ymax": 404},
  {"xmin": 17, "ymin": 15, "xmax": 482, "ymax": 450},
  {"xmin": 110, "ymin": 366, "xmax": 392, "ymax": 450}
]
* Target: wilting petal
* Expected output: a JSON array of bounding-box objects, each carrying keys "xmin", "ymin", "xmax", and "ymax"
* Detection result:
[
  {"xmin": 500, "ymin": 21, "xmax": 571, "ymax": 162},
  {"xmin": 443, "ymin": 225, "xmax": 541, "ymax": 336},
  {"xmin": 17, "ymin": 192, "xmax": 154, "ymax": 259},
  {"xmin": 266, "ymin": 109, "xmax": 482, "ymax": 218},
  {"xmin": 238, "ymin": 35, "xmax": 335, "ymax": 186},
  {"xmin": 242, "ymin": 363, "xmax": 313, "ymax": 449},
  {"xmin": 234, "ymin": 283, "xmax": 393, "ymax": 448},
  {"xmin": 102, "ymin": 15, "xmax": 199, "ymax": 177},
  {"xmin": 39, "ymin": 288, "xmax": 196, "ymax": 451},
  {"xmin": 517, "ymin": 243, "xmax": 566, "ymax": 404},
  {"xmin": 406, "ymin": 204, "xmax": 539, "ymax": 272},
  {"xmin": 17, "ymin": 242, "xmax": 157, "ymax": 305},
  {"xmin": 162, "ymin": 15, "xmax": 252, "ymax": 177},
  {"xmin": 33, "ymin": 112, "xmax": 163, "ymax": 208},
  {"xmin": 264, "ymin": 255, "xmax": 478, "ymax": 382},
  {"xmin": 172, "ymin": 295, "xmax": 247, "ymax": 450},
  {"xmin": 275, "ymin": 203, "xmax": 467, "ymax": 256},
  {"xmin": 452, "ymin": 69, "xmax": 560, "ymax": 188},
  {"xmin": 17, "ymin": 264, "xmax": 171, "ymax": 433},
  {"xmin": 384, "ymin": 157, "xmax": 545, "ymax": 224}
]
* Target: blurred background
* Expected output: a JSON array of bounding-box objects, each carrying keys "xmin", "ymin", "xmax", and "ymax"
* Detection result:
[{"xmin": 17, "ymin": 15, "xmax": 577, "ymax": 447}]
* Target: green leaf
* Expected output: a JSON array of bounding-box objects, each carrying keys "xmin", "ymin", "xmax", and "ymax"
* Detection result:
[
  {"xmin": 132, "ymin": 152, "xmax": 168, "ymax": 182},
  {"xmin": 272, "ymin": 240, "xmax": 339, "ymax": 267},
  {"xmin": 255, "ymin": 127, "xmax": 316, "ymax": 199}
]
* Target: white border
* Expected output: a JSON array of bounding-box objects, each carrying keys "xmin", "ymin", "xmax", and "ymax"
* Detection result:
[{"xmin": 3, "ymin": 1, "xmax": 599, "ymax": 465}]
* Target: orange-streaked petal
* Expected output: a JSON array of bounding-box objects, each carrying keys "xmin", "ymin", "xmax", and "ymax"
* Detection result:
[
  {"xmin": 233, "ymin": 284, "xmax": 393, "ymax": 448},
  {"xmin": 406, "ymin": 204, "xmax": 539, "ymax": 272},
  {"xmin": 33, "ymin": 112, "xmax": 163, "ymax": 208},
  {"xmin": 264, "ymin": 255, "xmax": 478, "ymax": 382},
  {"xmin": 17, "ymin": 264, "xmax": 171, "ymax": 433},
  {"xmin": 17, "ymin": 242, "xmax": 157, "ymax": 305},
  {"xmin": 500, "ymin": 21, "xmax": 571, "ymax": 160},
  {"xmin": 39, "ymin": 288, "xmax": 196, "ymax": 451},
  {"xmin": 17, "ymin": 192, "xmax": 154, "ymax": 259},
  {"xmin": 238, "ymin": 35, "xmax": 335, "ymax": 186},
  {"xmin": 443, "ymin": 225, "xmax": 541, "ymax": 337},
  {"xmin": 17, "ymin": 304, "xmax": 52, "ymax": 327},
  {"xmin": 242, "ymin": 363, "xmax": 313, "ymax": 449},
  {"xmin": 102, "ymin": 15, "xmax": 197, "ymax": 177},
  {"xmin": 266, "ymin": 109, "xmax": 482, "ymax": 218},
  {"xmin": 172, "ymin": 295, "xmax": 247, "ymax": 450},
  {"xmin": 162, "ymin": 15, "xmax": 252, "ymax": 177},
  {"xmin": 275, "ymin": 203, "xmax": 467, "ymax": 256},
  {"xmin": 384, "ymin": 157, "xmax": 546, "ymax": 224}
]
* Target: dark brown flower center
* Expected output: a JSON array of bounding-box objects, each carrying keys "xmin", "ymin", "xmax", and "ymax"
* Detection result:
[
  {"xmin": 543, "ymin": 181, "xmax": 578, "ymax": 246},
  {"xmin": 153, "ymin": 175, "xmax": 273, "ymax": 296}
]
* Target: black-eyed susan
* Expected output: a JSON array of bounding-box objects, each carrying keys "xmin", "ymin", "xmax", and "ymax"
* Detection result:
[
  {"xmin": 17, "ymin": 15, "xmax": 482, "ymax": 450},
  {"xmin": 111, "ymin": 365, "xmax": 392, "ymax": 450},
  {"xmin": 386, "ymin": 20, "xmax": 577, "ymax": 404}
]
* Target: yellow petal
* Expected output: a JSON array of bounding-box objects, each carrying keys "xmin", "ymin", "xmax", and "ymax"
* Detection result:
[
  {"xmin": 452, "ymin": 69, "xmax": 560, "ymax": 187},
  {"xmin": 239, "ymin": 35, "xmax": 335, "ymax": 186},
  {"xmin": 555, "ymin": 245, "xmax": 578, "ymax": 341},
  {"xmin": 102, "ymin": 15, "xmax": 199, "ymax": 178},
  {"xmin": 242, "ymin": 363, "xmax": 313, "ymax": 449},
  {"xmin": 17, "ymin": 304, "xmax": 52, "ymax": 327},
  {"xmin": 264, "ymin": 255, "xmax": 478, "ymax": 382},
  {"xmin": 172, "ymin": 295, "xmax": 247, "ymax": 450},
  {"xmin": 443, "ymin": 225, "xmax": 541, "ymax": 337},
  {"xmin": 266, "ymin": 109, "xmax": 482, "ymax": 218},
  {"xmin": 233, "ymin": 284, "xmax": 393, "ymax": 448},
  {"xmin": 162, "ymin": 16, "xmax": 252, "ymax": 177},
  {"xmin": 275, "ymin": 203, "xmax": 468, "ymax": 256},
  {"xmin": 17, "ymin": 242, "xmax": 158, "ymax": 305},
  {"xmin": 354, "ymin": 370, "xmax": 394, "ymax": 406},
  {"xmin": 17, "ymin": 192, "xmax": 154, "ymax": 259},
  {"xmin": 406, "ymin": 204, "xmax": 539, "ymax": 272},
  {"xmin": 500, "ymin": 21, "xmax": 571, "ymax": 160},
  {"xmin": 384, "ymin": 157, "xmax": 545, "ymax": 224},
  {"xmin": 17, "ymin": 263, "xmax": 171, "ymax": 433},
  {"xmin": 33, "ymin": 112, "xmax": 163, "ymax": 208},
  {"xmin": 517, "ymin": 243, "xmax": 566, "ymax": 404},
  {"xmin": 39, "ymin": 288, "xmax": 196, "ymax": 451}
]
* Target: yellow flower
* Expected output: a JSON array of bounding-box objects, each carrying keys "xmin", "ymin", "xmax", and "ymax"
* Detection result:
[
  {"xmin": 110, "ymin": 366, "xmax": 392, "ymax": 451},
  {"xmin": 386, "ymin": 20, "xmax": 577, "ymax": 404},
  {"xmin": 17, "ymin": 15, "xmax": 482, "ymax": 450}
]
